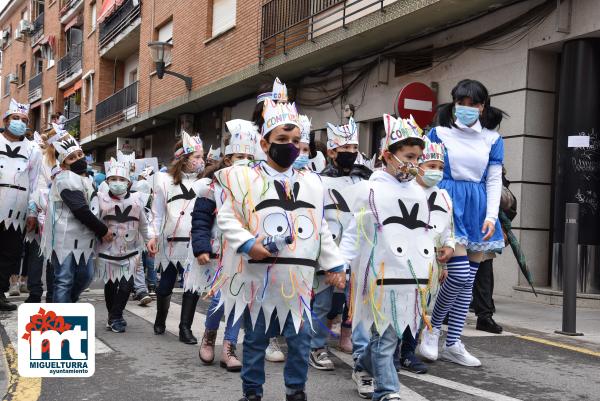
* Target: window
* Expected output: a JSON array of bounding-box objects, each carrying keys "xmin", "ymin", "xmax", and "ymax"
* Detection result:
[
  {"xmin": 33, "ymin": 0, "xmax": 44, "ymax": 19},
  {"xmin": 43, "ymin": 100, "xmax": 53, "ymax": 128},
  {"xmin": 21, "ymin": 9, "xmax": 29, "ymax": 22},
  {"xmin": 90, "ymin": 2, "xmax": 97, "ymax": 32},
  {"xmin": 157, "ymin": 19, "xmax": 173, "ymax": 43},
  {"xmin": 0, "ymin": 50, "xmax": 3, "ymax": 69},
  {"xmin": 211, "ymin": 0, "xmax": 236, "ymax": 37},
  {"xmin": 83, "ymin": 72, "xmax": 94, "ymax": 111},
  {"xmin": 3, "ymin": 75, "xmax": 9, "ymax": 97},
  {"xmin": 19, "ymin": 62, "xmax": 26, "ymax": 85},
  {"xmin": 43, "ymin": 43, "xmax": 54, "ymax": 68},
  {"xmin": 64, "ymin": 89, "xmax": 81, "ymax": 120}
]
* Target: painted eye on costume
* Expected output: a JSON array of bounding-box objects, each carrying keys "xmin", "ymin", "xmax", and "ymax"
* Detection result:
[
  {"xmin": 328, "ymin": 220, "xmax": 341, "ymax": 241},
  {"xmin": 391, "ymin": 243, "xmax": 406, "ymax": 257},
  {"xmin": 263, "ymin": 212, "xmax": 289, "ymax": 236},
  {"xmin": 432, "ymin": 223, "xmax": 443, "ymax": 234},
  {"xmin": 294, "ymin": 215, "xmax": 314, "ymax": 240},
  {"xmin": 419, "ymin": 245, "xmax": 435, "ymax": 259},
  {"xmin": 125, "ymin": 229, "xmax": 137, "ymax": 242}
]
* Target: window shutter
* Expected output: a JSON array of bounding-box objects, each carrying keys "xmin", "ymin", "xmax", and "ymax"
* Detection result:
[
  {"xmin": 212, "ymin": 0, "xmax": 236, "ymax": 36},
  {"xmin": 158, "ymin": 20, "xmax": 173, "ymax": 43}
]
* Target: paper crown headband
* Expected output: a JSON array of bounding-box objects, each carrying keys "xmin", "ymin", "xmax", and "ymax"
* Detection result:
[
  {"xmin": 261, "ymin": 99, "xmax": 300, "ymax": 137},
  {"xmin": 117, "ymin": 150, "xmax": 136, "ymax": 169},
  {"xmin": 299, "ymin": 115, "xmax": 311, "ymax": 144},
  {"xmin": 55, "ymin": 135, "xmax": 82, "ymax": 163},
  {"xmin": 225, "ymin": 119, "xmax": 258, "ymax": 156},
  {"xmin": 381, "ymin": 114, "xmax": 424, "ymax": 152},
  {"xmin": 256, "ymin": 77, "xmax": 288, "ymax": 104},
  {"xmin": 207, "ymin": 146, "xmax": 222, "ymax": 161},
  {"xmin": 140, "ymin": 166, "xmax": 154, "ymax": 179},
  {"xmin": 419, "ymin": 138, "xmax": 446, "ymax": 164},
  {"xmin": 4, "ymin": 98, "xmax": 29, "ymax": 119},
  {"xmin": 48, "ymin": 123, "xmax": 68, "ymax": 145},
  {"xmin": 326, "ymin": 117, "xmax": 359, "ymax": 150},
  {"xmin": 175, "ymin": 131, "xmax": 203, "ymax": 159},
  {"xmin": 106, "ymin": 158, "xmax": 131, "ymax": 180}
]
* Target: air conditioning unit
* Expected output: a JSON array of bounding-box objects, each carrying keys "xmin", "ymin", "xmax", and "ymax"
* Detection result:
[
  {"xmin": 19, "ymin": 20, "xmax": 33, "ymax": 35},
  {"xmin": 14, "ymin": 28, "xmax": 24, "ymax": 41},
  {"xmin": 8, "ymin": 73, "xmax": 18, "ymax": 84},
  {"xmin": 1, "ymin": 30, "xmax": 8, "ymax": 40}
]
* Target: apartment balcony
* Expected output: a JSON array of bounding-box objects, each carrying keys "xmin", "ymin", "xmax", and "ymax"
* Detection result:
[
  {"xmin": 28, "ymin": 72, "xmax": 42, "ymax": 103},
  {"xmin": 64, "ymin": 115, "xmax": 81, "ymax": 139},
  {"xmin": 95, "ymin": 81, "xmax": 138, "ymax": 131},
  {"xmin": 60, "ymin": 0, "xmax": 84, "ymax": 24},
  {"xmin": 31, "ymin": 12, "xmax": 44, "ymax": 46},
  {"xmin": 57, "ymin": 44, "xmax": 83, "ymax": 88},
  {"xmin": 99, "ymin": 0, "xmax": 142, "ymax": 59}
]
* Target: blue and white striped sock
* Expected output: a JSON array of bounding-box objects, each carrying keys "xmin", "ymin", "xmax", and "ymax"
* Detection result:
[{"xmin": 431, "ymin": 256, "xmax": 470, "ymax": 330}]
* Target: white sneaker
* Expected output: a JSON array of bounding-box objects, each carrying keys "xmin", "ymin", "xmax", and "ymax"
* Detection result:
[
  {"xmin": 440, "ymin": 340, "xmax": 481, "ymax": 367},
  {"xmin": 380, "ymin": 393, "xmax": 402, "ymax": 400},
  {"xmin": 417, "ymin": 327, "xmax": 440, "ymax": 361},
  {"xmin": 352, "ymin": 369, "xmax": 374, "ymax": 399},
  {"xmin": 265, "ymin": 337, "xmax": 285, "ymax": 362},
  {"xmin": 8, "ymin": 281, "xmax": 20, "ymax": 296}
]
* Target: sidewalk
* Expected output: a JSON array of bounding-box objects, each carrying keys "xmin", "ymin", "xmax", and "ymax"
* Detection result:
[{"xmin": 486, "ymin": 294, "xmax": 600, "ymax": 347}]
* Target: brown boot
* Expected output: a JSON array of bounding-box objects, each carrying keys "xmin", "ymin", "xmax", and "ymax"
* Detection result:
[
  {"xmin": 339, "ymin": 326, "xmax": 352, "ymax": 354},
  {"xmin": 219, "ymin": 340, "xmax": 242, "ymax": 372},
  {"xmin": 198, "ymin": 329, "xmax": 217, "ymax": 364}
]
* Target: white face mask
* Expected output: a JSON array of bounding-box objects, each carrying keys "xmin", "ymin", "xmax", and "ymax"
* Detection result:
[{"xmin": 109, "ymin": 181, "xmax": 128, "ymax": 195}]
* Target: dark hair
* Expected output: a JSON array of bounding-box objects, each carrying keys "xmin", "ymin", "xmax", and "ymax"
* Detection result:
[
  {"xmin": 435, "ymin": 79, "xmax": 506, "ymax": 130},
  {"xmin": 381, "ymin": 138, "xmax": 425, "ymax": 166},
  {"xmin": 251, "ymin": 82, "xmax": 274, "ymax": 129}
]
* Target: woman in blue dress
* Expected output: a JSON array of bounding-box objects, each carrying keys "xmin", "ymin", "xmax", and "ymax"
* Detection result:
[{"xmin": 417, "ymin": 79, "xmax": 505, "ymax": 367}]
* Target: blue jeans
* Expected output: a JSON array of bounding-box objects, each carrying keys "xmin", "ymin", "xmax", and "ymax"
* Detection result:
[
  {"xmin": 310, "ymin": 286, "xmax": 333, "ymax": 349},
  {"xmin": 52, "ymin": 254, "xmax": 94, "ymax": 303},
  {"xmin": 242, "ymin": 309, "xmax": 311, "ymax": 397},
  {"xmin": 356, "ymin": 325, "xmax": 400, "ymax": 400},
  {"xmin": 143, "ymin": 251, "xmax": 157, "ymax": 287},
  {"xmin": 352, "ymin": 321, "xmax": 370, "ymax": 362},
  {"xmin": 205, "ymin": 291, "xmax": 241, "ymax": 344}
]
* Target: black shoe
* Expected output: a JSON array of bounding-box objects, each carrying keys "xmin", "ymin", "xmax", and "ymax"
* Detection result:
[
  {"xmin": 24, "ymin": 295, "xmax": 41, "ymax": 303},
  {"xmin": 153, "ymin": 294, "xmax": 171, "ymax": 335},
  {"xmin": 476, "ymin": 316, "xmax": 503, "ymax": 334},
  {"xmin": 286, "ymin": 391, "xmax": 307, "ymax": 401},
  {"xmin": 0, "ymin": 296, "xmax": 17, "ymax": 311},
  {"xmin": 398, "ymin": 353, "xmax": 428, "ymax": 374},
  {"xmin": 134, "ymin": 291, "xmax": 152, "ymax": 306},
  {"xmin": 442, "ymin": 314, "xmax": 449, "ymax": 325},
  {"xmin": 178, "ymin": 291, "xmax": 199, "ymax": 344},
  {"xmin": 239, "ymin": 394, "xmax": 262, "ymax": 401}
]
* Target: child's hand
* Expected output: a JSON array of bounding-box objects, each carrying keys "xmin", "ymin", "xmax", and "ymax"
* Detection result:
[
  {"xmin": 248, "ymin": 236, "xmax": 271, "ymax": 260},
  {"xmin": 439, "ymin": 269, "xmax": 448, "ymax": 283},
  {"xmin": 325, "ymin": 271, "xmax": 346, "ymax": 290},
  {"xmin": 146, "ymin": 238, "xmax": 158, "ymax": 256},
  {"xmin": 437, "ymin": 246, "xmax": 454, "ymax": 263},
  {"xmin": 102, "ymin": 230, "xmax": 115, "ymax": 243},
  {"xmin": 196, "ymin": 253, "xmax": 210, "ymax": 265},
  {"xmin": 481, "ymin": 220, "xmax": 496, "ymax": 241},
  {"xmin": 26, "ymin": 216, "xmax": 37, "ymax": 232}
]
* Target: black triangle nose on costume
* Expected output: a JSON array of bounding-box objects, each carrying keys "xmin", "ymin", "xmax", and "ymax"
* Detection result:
[
  {"xmin": 104, "ymin": 205, "xmax": 139, "ymax": 223},
  {"xmin": 382, "ymin": 199, "xmax": 433, "ymax": 230},
  {"xmin": 255, "ymin": 181, "xmax": 315, "ymax": 211},
  {"xmin": 167, "ymin": 183, "xmax": 196, "ymax": 203},
  {"xmin": 324, "ymin": 188, "xmax": 350, "ymax": 213},
  {"xmin": 427, "ymin": 192, "xmax": 447, "ymax": 214}
]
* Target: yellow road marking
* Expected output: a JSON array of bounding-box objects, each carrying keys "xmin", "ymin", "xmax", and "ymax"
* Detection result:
[
  {"xmin": 3, "ymin": 344, "xmax": 41, "ymax": 401},
  {"xmin": 518, "ymin": 335, "xmax": 600, "ymax": 357}
]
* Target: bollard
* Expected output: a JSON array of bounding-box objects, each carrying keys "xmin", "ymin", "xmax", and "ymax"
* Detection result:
[{"xmin": 555, "ymin": 203, "xmax": 583, "ymax": 336}]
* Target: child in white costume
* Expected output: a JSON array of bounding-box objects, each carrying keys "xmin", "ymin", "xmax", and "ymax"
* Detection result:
[
  {"xmin": 147, "ymin": 131, "xmax": 206, "ymax": 343},
  {"xmin": 215, "ymin": 99, "xmax": 346, "ymax": 401},
  {"xmin": 0, "ymin": 99, "xmax": 42, "ymax": 311},
  {"xmin": 339, "ymin": 114, "xmax": 436, "ymax": 401},
  {"xmin": 190, "ymin": 119, "xmax": 257, "ymax": 372},
  {"xmin": 97, "ymin": 159, "xmax": 153, "ymax": 332},
  {"xmin": 310, "ymin": 117, "xmax": 371, "ymax": 371},
  {"xmin": 41, "ymin": 135, "xmax": 112, "ymax": 303}
]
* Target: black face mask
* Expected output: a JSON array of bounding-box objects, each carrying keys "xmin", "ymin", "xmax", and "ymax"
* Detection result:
[
  {"xmin": 268, "ymin": 142, "xmax": 300, "ymax": 169},
  {"xmin": 69, "ymin": 158, "xmax": 88, "ymax": 175},
  {"xmin": 335, "ymin": 151, "xmax": 358, "ymax": 170}
]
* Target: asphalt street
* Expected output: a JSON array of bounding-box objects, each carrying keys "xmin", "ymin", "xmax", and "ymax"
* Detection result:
[{"xmin": 1, "ymin": 290, "xmax": 599, "ymax": 401}]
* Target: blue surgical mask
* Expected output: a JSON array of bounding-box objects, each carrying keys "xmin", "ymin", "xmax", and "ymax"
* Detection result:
[
  {"xmin": 293, "ymin": 154, "xmax": 310, "ymax": 170},
  {"xmin": 421, "ymin": 169, "xmax": 444, "ymax": 187},
  {"xmin": 454, "ymin": 105, "xmax": 480, "ymax": 127},
  {"xmin": 109, "ymin": 181, "xmax": 128, "ymax": 196},
  {"xmin": 8, "ymin": 119, "xmax": 27, "ymax": 137}
]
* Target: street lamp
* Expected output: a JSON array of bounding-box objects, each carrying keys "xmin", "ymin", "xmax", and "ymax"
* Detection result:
[{"xmin": 148, "ymin": 41, "xmax": 192, "ymax": 91}]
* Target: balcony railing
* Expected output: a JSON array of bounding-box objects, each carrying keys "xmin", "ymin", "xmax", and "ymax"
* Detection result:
[
  {"xmin": 60, "ymin": 0, "xmax": 82, "ymax": 15},
  {"xmin": 260, "ymin": 0, "xmax": 388, "ymax": 62},
  {"xmin": 95, "ymin": 81, "xmax": 138, "ymax": 131},
  {"xmin": 31, "ymin": 12, "xmax": 44, "ymax": 44},
  {"xmin": 28, "ymin": 72, "xmax": 43, "ymax": 103},
  {"xmin": 99, "ymin": 0, "xmax": 141, "ymax": 49},
  {"xmin": 57, "ymin": 43, "xmax": 82, "ymax": 83},
  {"xmin": 64, "ymin": 115, "xmax": 81, "ymax": 139}
]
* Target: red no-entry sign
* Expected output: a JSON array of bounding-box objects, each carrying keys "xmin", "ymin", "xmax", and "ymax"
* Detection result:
[{"xmin": 396, "ymin": 82, "xmax": 437, "ymax": 129}]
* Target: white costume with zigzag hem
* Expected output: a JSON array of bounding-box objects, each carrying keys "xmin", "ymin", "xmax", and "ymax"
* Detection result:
[
  {"xmin": 40, "ymin": 170, "xmax": 99, "ymax": 265},
  {"xmin": 215, "ymin": 161, "xmax": 344, "ymax": 334}
]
